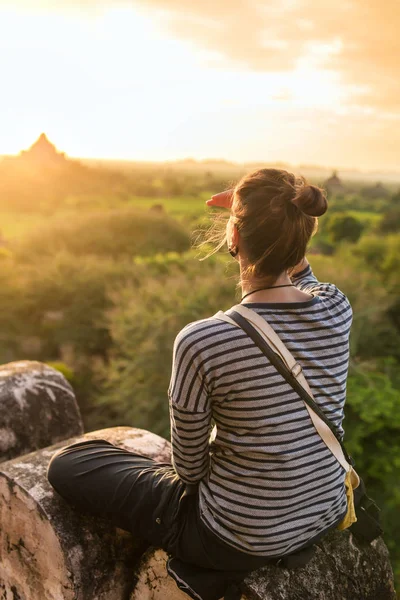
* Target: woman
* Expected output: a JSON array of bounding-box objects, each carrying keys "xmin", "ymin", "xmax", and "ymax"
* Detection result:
[{"xmin": 47, "ymin": 168, "xmax": 351, "ymax": 587}]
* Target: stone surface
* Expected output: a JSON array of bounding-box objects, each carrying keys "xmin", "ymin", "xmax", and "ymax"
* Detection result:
[
  {"xmin": 0, "ymin": 361, "xmax": 83, "ymax": 462},
  {"xmin": 242, "ymin": 531, "xmax": 396, "ymax": 600},
  {"xmin": 130, "ymin": 548, "xmax": 190, "ymax": 600},
  {"xmin": 0, "ymin": 426, "xmax": 171, "ymax": 600},
  {"xmin": 130, "ymin": 534, "xmax": 396, "ymax": 600}
]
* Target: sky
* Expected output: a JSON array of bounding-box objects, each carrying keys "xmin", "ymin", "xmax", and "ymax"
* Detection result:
[{"xmin": 0, "ymin": 0, "xmax": 399, "ymax": 170}]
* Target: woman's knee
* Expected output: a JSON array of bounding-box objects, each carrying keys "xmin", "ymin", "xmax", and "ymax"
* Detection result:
[
  {"xmin": 47, "ymin": 438, "xmax": 115, "ymax": 491},
  {"xmin": 47, "ymin": 448, "xmax": 75, "ymax": 494}
]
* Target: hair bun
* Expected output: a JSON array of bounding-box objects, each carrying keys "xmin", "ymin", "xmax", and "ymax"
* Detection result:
[{"xmin": 291, "ymin": 184, "xmax": 328, "ymax": 217}]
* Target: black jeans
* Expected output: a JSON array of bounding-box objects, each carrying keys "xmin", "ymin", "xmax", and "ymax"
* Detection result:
[
  {"xmin": 47, "ymin": 439, "xmax": 344, "ymax": 573},
  {"xmin": 46, "ymin": 439, "xmax": 276, "ymax": 572}
]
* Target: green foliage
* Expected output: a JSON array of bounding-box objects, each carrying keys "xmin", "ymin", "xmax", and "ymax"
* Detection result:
[
  {"xmin": 345, "ymin": 359, "xmax": 400, "ymax": 459},
  {"xmin": 326, "ymin": 212, "xmax": 365, "ymax": 243},
  {"xmin": 354, "ymin": 234, "xmax": 400, "ymax": 291},
  {"xmin": 327, "ymin": 193, "xmax": 392, "ymax": 215},
  {"xmin": 344, "ymin": 360, "xmax": 400, "ymax": 578},
  {"xmin": 0, "ymin": 252, "xmax": 130, "ymax": 362},
  {"xmin": 47, "ymin": 361, "xmax": 75, "ymax": 383},
  {"xmin": 14, "ymin": 208, "xmax": 190, "ymax": 262},
  {"xmin": 378, "ymin": 206, "xmax": 400, "ymax": 234},
  {"xmin": 309, "ymin": 238, "xmax": 335, "ymax": 256}
]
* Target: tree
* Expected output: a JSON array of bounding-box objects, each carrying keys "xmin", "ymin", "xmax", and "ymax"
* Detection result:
[
  {"xmin": 392, "ymin": 189, "xmax": 400, "ymax": 205},
  {"xmin": 327, "ymin": 213, "xmax": 365, "ymax": 243},
  {"xmin": 378, "ymin": 206, "xmax": 400, "ymax": 234}
]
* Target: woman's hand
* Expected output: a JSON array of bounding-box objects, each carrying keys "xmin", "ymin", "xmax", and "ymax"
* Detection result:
[{"xmin": 206, "ymin": 189, "xmax": 234, "ymax": 209}]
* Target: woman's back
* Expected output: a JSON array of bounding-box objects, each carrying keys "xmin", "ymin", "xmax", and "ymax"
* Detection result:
[{"xmin": 168, "ymin": 264, "xmax": 352, "ymax": 556}]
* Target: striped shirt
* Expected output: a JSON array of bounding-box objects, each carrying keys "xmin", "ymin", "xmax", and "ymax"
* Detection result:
[{"xmin": 168, "ymin": 264, "xmax": 352, "ymax": 556}]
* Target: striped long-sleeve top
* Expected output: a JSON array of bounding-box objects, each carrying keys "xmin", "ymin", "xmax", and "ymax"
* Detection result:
[{"xmin": 168, "ymin": 264, "xmax": 352, "ymax": 557}]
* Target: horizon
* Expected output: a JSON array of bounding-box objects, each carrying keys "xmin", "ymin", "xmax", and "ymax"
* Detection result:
[
  {"xmin": 0, "ymin": 1, "xmax": 399, "ymax": 171},
  {"xmin": 2, "ymin": 137, "xmax": 400, "ymax": 180}
]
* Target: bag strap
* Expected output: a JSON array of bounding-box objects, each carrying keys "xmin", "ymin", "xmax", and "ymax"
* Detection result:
[{"xmin": 212, "ymin": 305, "xmax": 354, "ymax": 473}]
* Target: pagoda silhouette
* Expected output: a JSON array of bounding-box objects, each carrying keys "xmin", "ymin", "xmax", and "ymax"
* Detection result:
[
  {"xmin": 323, "ymin": 170, "xmax": 346, "ymax": 196},
  {"xmin": 19, "ymin": 133, "xmax": 66, "ymax": 164}
]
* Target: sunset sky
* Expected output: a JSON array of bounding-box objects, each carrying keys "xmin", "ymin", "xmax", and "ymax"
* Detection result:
[{"xmin": 0, "ymin": 0, "xmax": 399, "ymax": 170}]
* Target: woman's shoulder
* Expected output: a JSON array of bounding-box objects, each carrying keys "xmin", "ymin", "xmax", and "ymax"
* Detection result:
[
  {"xmin": 174, "ymin": 314, "xmax": 238, "ymax": 350},
  {"xmin": 298, "ymin": 268, "xmax": 352, "ymax": 309},
  {"xmin": 179, "ymin": 314, "xmax": 236, "ymax": 336}
]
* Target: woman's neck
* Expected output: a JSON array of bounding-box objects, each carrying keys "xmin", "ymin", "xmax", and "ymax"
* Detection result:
[{"xmin": 240, "ymin": 271, "xmax": 310, "ymax": 304}]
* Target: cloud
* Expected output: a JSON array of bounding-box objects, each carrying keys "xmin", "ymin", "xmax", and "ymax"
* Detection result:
[
  {"xmin": 133, "ymin": 0, "xmax": 400, "ymax": 112},
  {"xmin": 1, "ymin": 0, "xmax": 398, "ymax": 112}
]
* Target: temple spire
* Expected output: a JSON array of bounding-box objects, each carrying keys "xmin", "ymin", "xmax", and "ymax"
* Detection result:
[{"xmin": 20, "ymin": 133, "xmax": 66, "ymax": 163}]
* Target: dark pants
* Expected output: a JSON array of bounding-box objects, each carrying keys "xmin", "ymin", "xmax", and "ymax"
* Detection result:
[{"xmin": 46, "ymin": 439, "xmax": 275, "ymax": 573}]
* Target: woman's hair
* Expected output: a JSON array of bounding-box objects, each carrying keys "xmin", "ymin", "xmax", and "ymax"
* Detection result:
[{"xmin": 201, "ymin": 168, "xmax": 328, "ymax": 288}]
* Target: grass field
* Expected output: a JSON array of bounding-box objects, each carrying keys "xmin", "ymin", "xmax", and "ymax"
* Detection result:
[{"xmin": 126, "ymin": 194, "xmax": 209, "ymax": 219}]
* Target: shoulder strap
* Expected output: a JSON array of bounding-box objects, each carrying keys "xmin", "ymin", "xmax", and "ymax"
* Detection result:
[{"xmin": 212, "ymin": 306, "xmax": 354, "ymax": 473}]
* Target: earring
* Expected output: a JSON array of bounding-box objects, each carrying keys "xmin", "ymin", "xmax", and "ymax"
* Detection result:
[{"xmin": 228, "ymin": 245, "xmax": 239, "ymax": 258}]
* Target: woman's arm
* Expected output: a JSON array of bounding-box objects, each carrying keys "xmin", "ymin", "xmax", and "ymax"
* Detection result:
[
  {"xmin": 168, "ymin": 324, "xmax": 213, "ymax": 484},
  {"xmin": 290, "ymin": 257, "xmax": 310, "ymax": 278},
  {"xmin": 169, "ymin": 404, "xmax": 212, "ymax": 484}
]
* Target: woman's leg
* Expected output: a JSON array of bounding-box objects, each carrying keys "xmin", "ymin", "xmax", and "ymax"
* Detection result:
[
  {"xmin": 47, "ymin": 439, "xmax": 284, "ymax": 572},
  {"xmin": 47, "ymin": 438, "xmax": 188, "ymax": 548}
]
